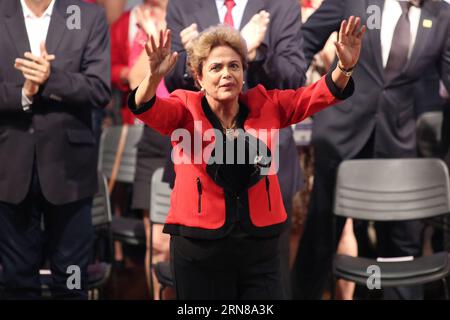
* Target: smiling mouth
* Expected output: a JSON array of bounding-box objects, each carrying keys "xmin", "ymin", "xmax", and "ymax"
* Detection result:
[{"xmin": 220, "ymin": 83, "xmax": 234, "ymax": 88}]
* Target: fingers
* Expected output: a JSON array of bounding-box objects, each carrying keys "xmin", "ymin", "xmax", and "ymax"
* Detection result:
[
  {"xmin": 345, "ymin": 16, "xmax": 355, "ymax": 36},
  {"xmin": 23, "ymin": 52, "xmax": 46, "ymax": 65},
  {"xmin": 339, "ymin": 19, "xmax": 347, "ymax": 43},
  {"xmin": 164, "ymin": 29, "xmax": 172, "ymax": 52},
  {"xmin": 180, "ymin": 23, "xmax": 198, "ymax": 39},
  {"xmin": 340, "ymin": 16, "xmax": 366, "ymax": 41},
  {"xmin": 353, "ymin": 17, "xmax": 361, "ymax": 36},
  {"xmin": 44, "ymin": 54, "xmax": 56, "ymax": 61},
  {"xmin": 180, "ymin": 23, "xmax": 198, "ymax": 48},
  {"xmin": 14, "ymin": 64, "xmax": 45, "ymax": 84},
  {"xmin": 145, "ymin": 42, "xmax": 153, "ymax": 57},
  {"xmin": 356, "ymin": 25, "xmax": 367, "ymax": 40},
  {"xmin": 15, "ymin": 58, "xmax": 47, "ymax": 73},
  {"xmin": 23, "ymin": 74, "xmax": 42, "ymax": 83},
  {"xmin": 150, "ymin": 33, "xmax": 158, "ymax": 53},
  {"xmin": 40, "ymin": 42, "xmax": 48, "ymax": 57},
  {"xmin": 169, "ymin": 51, "xmax": 178, "ymax": 68},
  {"xmin": 258, "ymin": 10, "xmax": 270, "ymax": 26}
]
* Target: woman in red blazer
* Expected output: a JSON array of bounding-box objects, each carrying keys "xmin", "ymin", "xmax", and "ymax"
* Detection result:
[{"xmin": 128, "ymin": 20, "xmax": 365, "ymax": 299}]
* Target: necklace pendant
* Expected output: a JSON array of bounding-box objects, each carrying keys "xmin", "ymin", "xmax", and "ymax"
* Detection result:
[{"xmin": 225, "ymin": 128, "xmax": 234, "ymax": 138}]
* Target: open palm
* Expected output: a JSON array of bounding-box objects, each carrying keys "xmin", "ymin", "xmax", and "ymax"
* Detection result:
[
  {"xmin": 145, "ymin": 29, "xmax": 178, "ymax": 78},
  {"xmin": 335, "ymin": 16, "xmax": 366, "ymax": 69}
]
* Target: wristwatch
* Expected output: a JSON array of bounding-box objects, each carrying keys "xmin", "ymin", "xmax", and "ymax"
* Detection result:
[{"xmin": 337, "ymin": 62, "xmax": 355, "ymax": 77}]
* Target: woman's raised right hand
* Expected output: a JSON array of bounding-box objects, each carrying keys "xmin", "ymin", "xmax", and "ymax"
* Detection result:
[{"xmin": 145, "ymin": 29, "xmax": 178, "ymax": 79}]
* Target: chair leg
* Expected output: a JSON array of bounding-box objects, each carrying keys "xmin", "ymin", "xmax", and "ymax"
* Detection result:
[{"xmin": 442, "ymin": 277, "xmax": 449, "ymax": 300}]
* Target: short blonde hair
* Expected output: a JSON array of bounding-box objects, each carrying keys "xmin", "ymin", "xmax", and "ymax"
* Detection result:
[{"xmin": 186, "ymin": 25, "xmax": 248, "ymax": 88}]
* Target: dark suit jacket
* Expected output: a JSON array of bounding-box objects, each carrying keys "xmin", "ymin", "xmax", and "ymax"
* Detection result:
[
  {"xmin": 302, "ymin": 0, "xmax": 450, "ymax": 160},
  {"xmin": 164, "ymin": 0, "xmax": 307, "ymax": 204},
  {"xmin": 0, "ymin": 0, "xmax": 111, "ymax": 205}
]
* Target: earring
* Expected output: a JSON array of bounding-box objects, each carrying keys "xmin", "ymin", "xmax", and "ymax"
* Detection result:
[
  {"xmin": 200, "ymin": 87, "xmax": 205, "ymax": 92},
  {"xmin": 243, "ymin": 81, "xmax": 246, "ymax": 85}
]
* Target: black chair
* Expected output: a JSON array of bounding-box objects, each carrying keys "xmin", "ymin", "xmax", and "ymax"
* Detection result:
[
  {"xmin": 149, "ymin": 168, "xmax": 174, "ymax": 300},
  {"xmin": 98, "ymin": 125, "xmax": 146, "ymax": 247},
  {"xmin": 0, "ymin": 172, "xmax": 113, "ymax": 299},
  {"xmin": 332, "ymin": 158, "xmax": 450, "ymax": 299}
]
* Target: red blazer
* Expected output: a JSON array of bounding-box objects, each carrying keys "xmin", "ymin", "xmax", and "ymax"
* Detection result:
[{"xmin": 130, "ymin": 73, "xmax": 354, "ymax": 238}]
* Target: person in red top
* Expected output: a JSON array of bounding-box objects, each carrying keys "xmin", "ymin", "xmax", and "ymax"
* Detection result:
[
  {"xmin": 111, "ymin": 0, "xmax": 169, "ymax": 124},
  {"xmin": 128, "ymin": 20, "xmax": 365, "ymax": 299}
]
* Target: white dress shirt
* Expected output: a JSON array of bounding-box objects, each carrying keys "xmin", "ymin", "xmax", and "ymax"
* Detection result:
[
  {"xmin": 215, "ymin": 0, "xmax": 249, "ymax": 30},
  {"xmin": 20, "ymin": 0, "xmax": 55, "ymax": 110},
  {"xmin": 380, "ymin": 0, "xmax": 421, "ymax": 68}
]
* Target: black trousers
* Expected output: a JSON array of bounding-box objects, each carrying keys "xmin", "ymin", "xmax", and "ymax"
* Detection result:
[
  {"xmin": 171, "ymin": 227, "xmax": 284, "ymax": 300},
  {"xmin": 0, "ymin": 166, "xmax": 93, "ymax": 299},
  {"xmin": 292, "ymin": 133, "xmax": 424, "ymax": 300}
]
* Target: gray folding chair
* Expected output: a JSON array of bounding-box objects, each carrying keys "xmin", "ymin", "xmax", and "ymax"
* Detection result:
[
  {"xmin": 87, "ymin": 172, "xmax": 114, "ymax": 299},
  {"xmin": 149, "ymin": 167, "xmax": 174, "ymax": 300},
  {"xmin": 332, "ymin": 158, "xmax": 450, "ymax": 299},
  {"xmin": 98, "ymin": 125, "xmax": 146, "ymax": 246}
]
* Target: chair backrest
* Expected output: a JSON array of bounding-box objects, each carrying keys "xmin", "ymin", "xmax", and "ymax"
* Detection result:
[
  {"xmin": 150, "ymin": 168, "xmax": 172, "ymax": 225},
  {"xmin": 91, "ymin": 172, "xmax": 112, "ymax": 227},
  {"xmin": 97, "ymin": 125, "xmax": 143, "ymax": 183},
  {"xmin": 416, "ymin": 111, "xmax": 443, "ymax": 157},
  {"xmin": 334, "ymin": 159, "xmax": 450, "ymax": 221}
]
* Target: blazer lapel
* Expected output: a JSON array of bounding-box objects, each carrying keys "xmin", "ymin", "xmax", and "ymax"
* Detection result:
[
  {"xmin": 404, "ymin": 1, "xmax": 437, "ymax": 74},
  {"xmin": 4, "ymin": 0, "xmax": 31, "ymax": 57},
  {"xmin": 194, "ymin": 0, "xmax": 221, "ymax": 31},
  {"xmin": 45, "ymin": 0, "xmax": 67, "ymax": 54},
  {"xmin": 366, "ymin": 0, "xmax": 385, "ymax": 83}
]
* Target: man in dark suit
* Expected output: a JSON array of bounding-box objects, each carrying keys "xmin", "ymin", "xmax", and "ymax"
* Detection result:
[
  {"xmin": 0, "ymin": 0, "xmax": 110, "ymax": 299},
  {"xmin": 164, "ymin": 0, "xmax": 307, "ymax": 299},
  {"xmin": 292, "ymin": 0, "xmax": 450, "ymax": 299}
]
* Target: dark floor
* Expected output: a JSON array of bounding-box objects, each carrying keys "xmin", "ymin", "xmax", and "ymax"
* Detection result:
[{"xmin": 102, "ymin": 244, "xmax": 151, "ymax": 300}]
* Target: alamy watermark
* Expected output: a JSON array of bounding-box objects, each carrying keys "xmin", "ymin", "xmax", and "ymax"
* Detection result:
[
  {"xmin": 66, "ymin": 265, "xmax": 81, "ymax": 290},
  {"xmin": 170, "ymin": 122, "xmax": 280, "ymax": 175},
  {"xmin": 66, "ymin": 5, "xmax": 81, "ymax": 30},
  {"xmin": 366, "ymin": 265, "xmax": 381, "ymax": 290}
]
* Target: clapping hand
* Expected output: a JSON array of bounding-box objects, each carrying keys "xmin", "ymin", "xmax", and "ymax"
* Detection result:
[
  {"xmin": 241, "ymin": 10, "xmax": 270, "ymax": 61},
  {"xmin": 14, "ymin": 42, "xmax": 55, "ymax": 97}
]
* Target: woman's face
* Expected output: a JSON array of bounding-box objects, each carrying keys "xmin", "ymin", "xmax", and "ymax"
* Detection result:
[{"xmin": 198, "ymin": 45, "xmax": 244, "ymax": 104}]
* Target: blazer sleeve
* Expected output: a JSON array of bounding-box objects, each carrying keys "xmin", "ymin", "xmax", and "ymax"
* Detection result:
[
  {"xmin": 247, "ymin": 0, "xmax": 307, "ymax": 89},
  {"xmin": 127, "ymin": 88, "xmax": 190, "ymax": 136},
  {"xmin": 164, "ymin": 0, "xmax": 197, "ymax": 92},
  {"xmin": 302, "ymin": 0, "xmax": 344, "ymax": 67},
  {"xmin": 438, "ymin": 6, "xmax": 450, "ymax": 94},
  {"xmin": 0, "ymin": 81, "xmax": 22, "ymax": 113},
  {"xmin": 264, "ymin": 71, "xmax": 354, "ymax": 128},
  {"xmin": 39, "ymin": 7, "xmax": 111, "ymax": 109}
]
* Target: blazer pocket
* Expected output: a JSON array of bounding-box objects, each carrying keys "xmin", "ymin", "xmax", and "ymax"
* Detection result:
[{"xmin": 66, "ymin": 129, "xmax": 96, "ymax": 145}]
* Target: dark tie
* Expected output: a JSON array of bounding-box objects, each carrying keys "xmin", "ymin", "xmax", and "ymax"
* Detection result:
[
  {"xmin": 224, "ymin": 0, "xmax": 236, "ymax": 27},
  {"xmin": 385, "ymin": 1, "xmax": 412, "ymax": 82}
]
